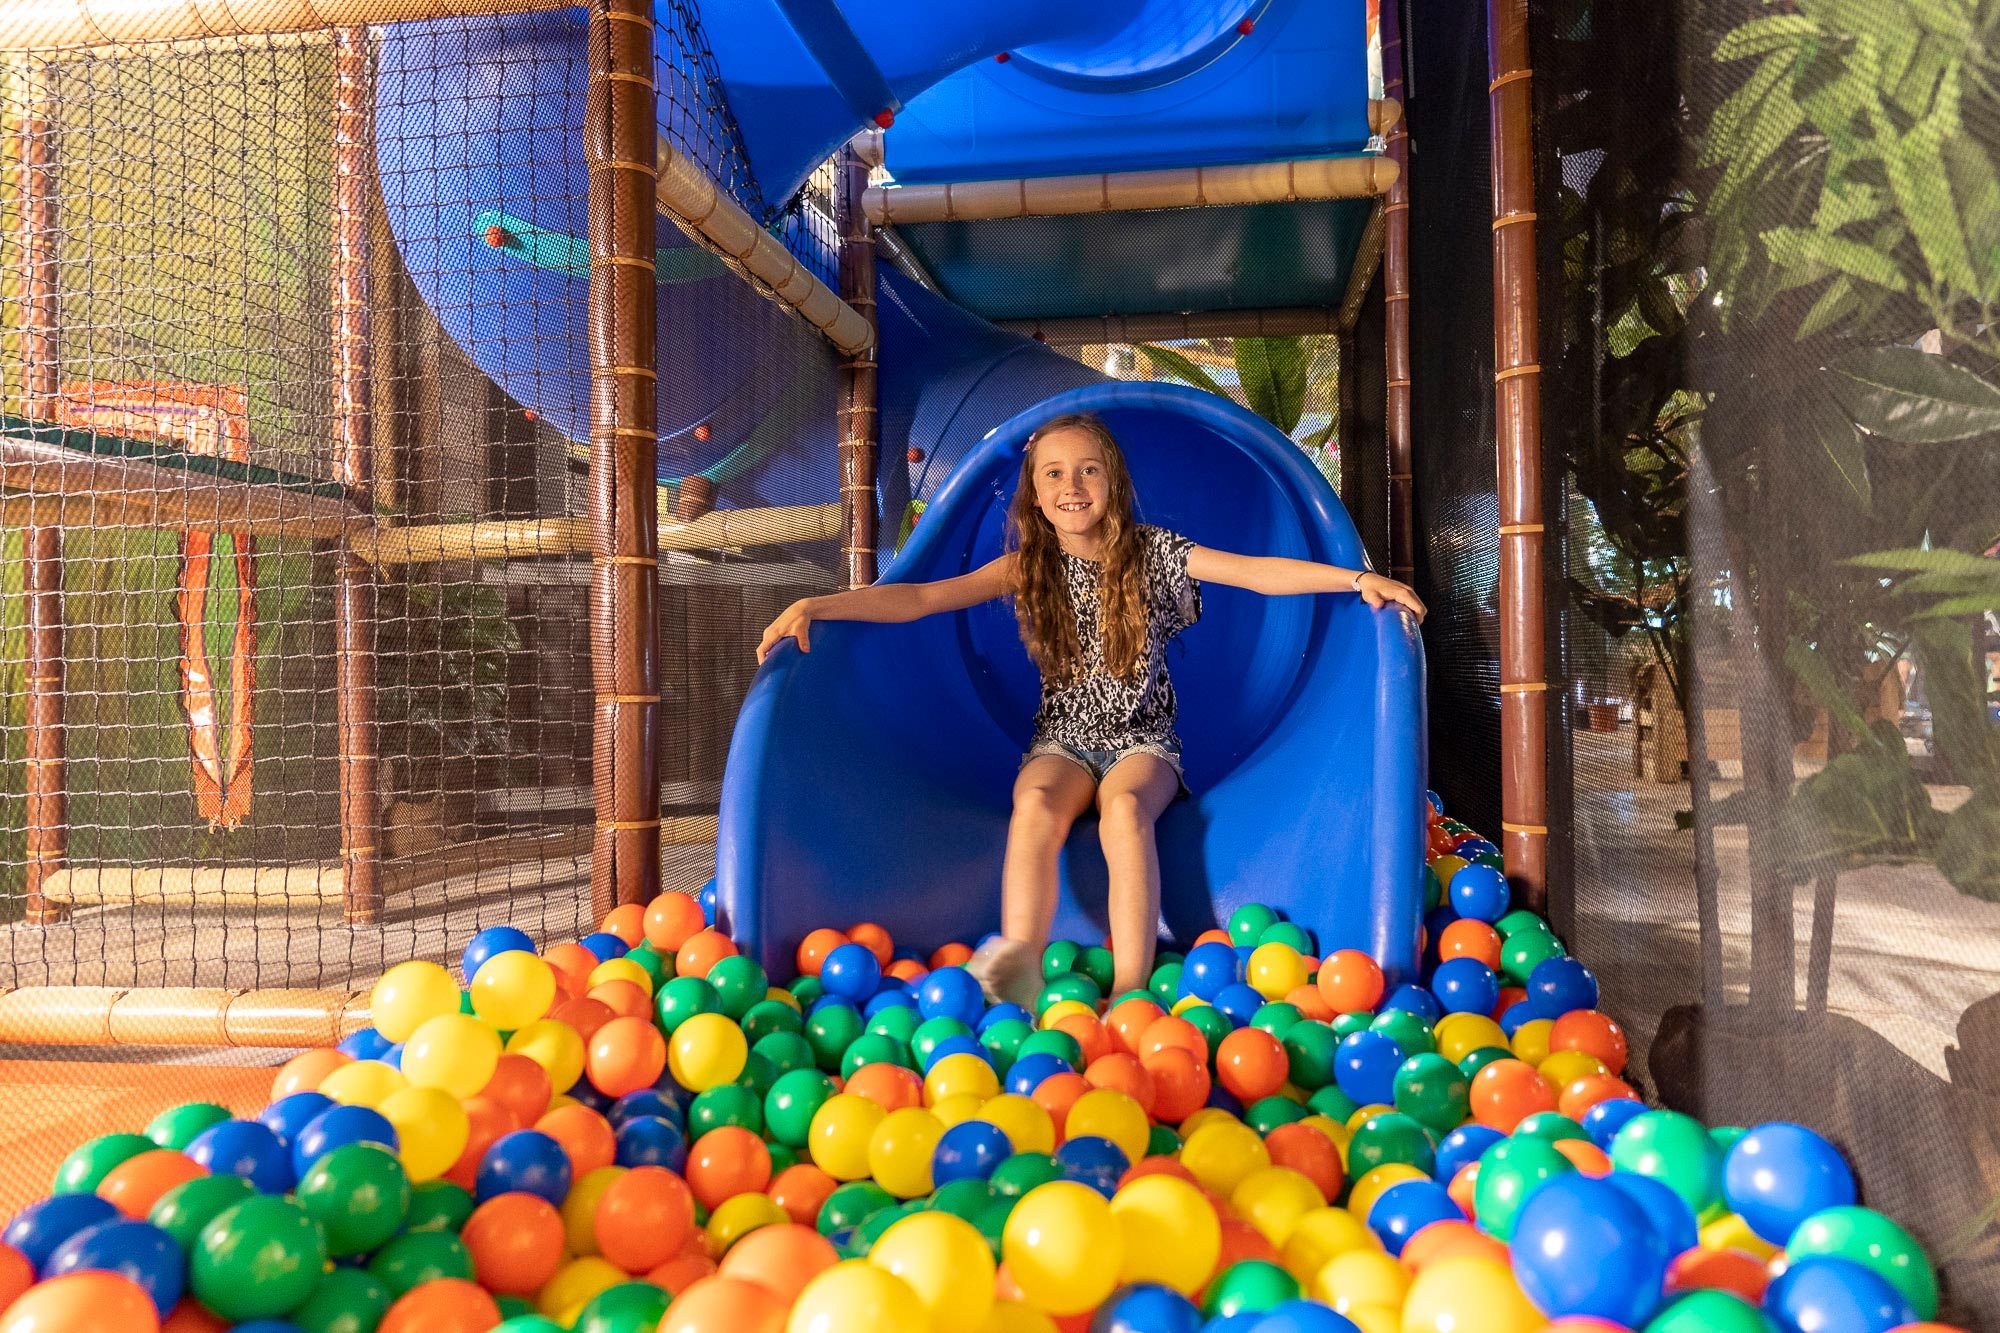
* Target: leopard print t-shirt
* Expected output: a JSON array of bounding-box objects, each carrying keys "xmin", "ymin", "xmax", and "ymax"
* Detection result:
[{"xmin": 1030, "ymin": 525, "xmax": 1203, "ymax": 752}]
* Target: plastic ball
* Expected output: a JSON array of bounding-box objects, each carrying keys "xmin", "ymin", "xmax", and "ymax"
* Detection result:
[
  {"xmin": 189, "ymin": 1196, "xmax": 328, "ymax": 1320},
  {"xmin": 808, "ymin": 1094, "xmax": 886, "ymax": 1182},
  {"xmin": 1470, "ymin": 1136, "xmax": 1573, "ymax": 1241},
  {"xmin": 820, "ymin": 943, "xmax": 882, "ymax": 1001},
  {"xmin": 462, "ymin": 1192, "xmax": 565, "ymax": 1295},
  {"xmin": 0, "ymin": 1270, "xmax": 163, "ymax": 1333},
  {"xmin": 184, "ymin": 1121, "xmax": 292, "ymax": 1195},
  {"xmin": 1604, "ymin": 1170, "xmax": 1699, "ymax": 1257},
  {"xmin": 645, "ymin": 893, "xmax": 706, "ymax": 952},
  {"xmin": 1610, "ymin": 1110, "xmax": 1722, "ymax": 1215},
  {"xmin": 1765, "ymin": 1256, "xmax": 1917, "ymax": 1333},
  {"xmin": 295, "ymin": 1143, "xmax": 411, "ymax": 1257},
  {"xmin": 1400, "ymin": 1254, "xmax": 1543, "ymax": 1333},
  {"xmin": 43, "ymin": 1218, "xmax": 183, "ymax": 1314},
  {"xmin": 667, "ymin": 1012, "xmax": 748, "ymax": 1092},
  {"xmin": 291, "ymin": 1103, "xmax": 398, "ymax": 1179},
  {"xmin": 1446, "ymin": 864, "xmax": 1509, "ymax": 922},
  {"xmin": 378, "ymin": 1086, "xmax": 470, "ymax": 1183},
  {"xmin": 379, "ymin": 1277, "xmax": 503, "ymax": 1333},
  {"xmin": 400, "ymin": 1013, "xmax": 502, "ymax": 1100},
  {"xmin": 475, "ymin": 1130, "xmax": 572, "ymax": 1206},
  {"xmin": 1509, "ymin": 1172, "xmax": 1670, "ymax": 1325},
  {"xmin": 1720, "ymin": 1122, "xmax": 1858, "ymax": 1246},
  {"xmin": 96, "ymin": 1150, "xmax": 207, "ymax": 1221},
  {"xmin": 1787, "ymin": 1207, "xmax": 1938, "ymax": 1320},
  {"xmin": 933, "ymin": 1119, "xmax": 1013, "ymax": 1186},
  {"xmin": 1333, "ymin": 1031, "xmax": 1404, "ymax": 1108},
  {"xmin": 868, "ymin": 1108, "xmax": 944, "ymax": 1199},
  {"xmin": 1313, "ymin": 1248, "xmax": 1410, "ymax": 1315},
  {"xmin": 868, "ymin": 1211, "xmax": 994, "ymax": 1332},
  {"xmin": 372, "ymin": 961, "xmax": 461, "ymax": 1043},
  {"xmin": 787, "ymin": 1260, "xmax": 929, "ymax": 1333},
  {"xmin": 1003, "ymin": 1181, "xmax": 1121, "ymax": 1315},
  {"xmin": 1179, "ymin": 1118, "xmax": 1270, "ymax": 1197},
  {"xmin": 1204, "ymin": 1259, "xmax": 1299, "ymax": 1319},
  {"xmin": 471, "ymin": 951, "xmax": 557, "ymax": 1030},
  {"xmin": 1527, "ymin": 956, "xmax": 1600, "ymax": 1015},
  {"xmin": 1431, "ymin": 958, "xmax": 1501, "ymax": 1017}
]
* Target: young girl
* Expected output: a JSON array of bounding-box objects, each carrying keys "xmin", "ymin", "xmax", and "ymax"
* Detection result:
[{"xmin": 756, "ymin": 413, "xmax": 1425, "ymax": 1007}]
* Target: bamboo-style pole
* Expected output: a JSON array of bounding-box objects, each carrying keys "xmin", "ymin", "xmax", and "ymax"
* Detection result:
[
  {"xmin": 347, "ymin": 503, "xmax": 843, "ymax": 566},
  {"xmin": 834, "ymin": 141, "xmax": 879, "ymax": 588},
  {"xmin": 0, "ymin": 986, "xmax": 373, "ymax": 1048},
  {"xmin": 1487, "ymin": 0, "xmax": 1548, "ymax": 907},
  {"xmin": 1000, "ymin": 308, "xmax": 1348, "ymax": 345},
  {"xmin": 1335, "ymin": 204, "xmax": 1386, "ymax": 333},
  {"xmin": 15, "ymin": 59, "xmax": 65, "ymax": 926},
  {"xmin": 1382, "ymin": 0, "xmax": 1416, "ymax": 587},
  {"xmin": 332, "ymin": 27, "xmax": 381, "ymax": 926},
  {"xmin": 587, "ymin": 0, "xmax": 662, "ymax": 917},
  {"xmin": 863, "ymin": 155, "xmax": 1398, "ymax": 227},
  {"xmin": 0, "ymin": 0, "xmax": 566, "ymax": 52}
]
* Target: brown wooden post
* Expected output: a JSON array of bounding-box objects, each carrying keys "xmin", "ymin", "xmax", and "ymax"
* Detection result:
[
  {"xmin": 1487, "ymin": 0, "xmax": 1548, "ymax": 907},
  {"xmin": 16, "ymin": 58, "xmax": 65, "ymax": 925},
  {"xmin": 1381, "ymin": 0, "xmax": 1415, "ymax": 586},
  {"xmin": 332, "ymin": 28, "xmax": 382, "ymax": 924},
  {"xmin": 834, "ymin": 143, "xmax": 879, "ymax": 588},
  {"xmin": 586, "ymin": 0, "xmax": 662, "ymax": 915}
]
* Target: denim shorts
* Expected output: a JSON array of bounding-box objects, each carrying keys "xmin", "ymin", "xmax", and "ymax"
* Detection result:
[{"xmin": 1022, "ymin": 739, "xmax": 1189, "ymax": 797}]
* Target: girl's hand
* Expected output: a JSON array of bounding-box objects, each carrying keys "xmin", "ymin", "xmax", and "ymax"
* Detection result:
[
  {"xmin": 1358, "ymin": 573, "xmax": 1427, "ymax": 622},
  {"xmin": 757, "ymin": 598, "xmax": 818, "ymax": 662}
]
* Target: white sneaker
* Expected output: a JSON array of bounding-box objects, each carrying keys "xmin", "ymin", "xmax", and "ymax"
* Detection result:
[{"xmin": 964, "ymin": 937, "xmax": 1043, "ymax": 1011}]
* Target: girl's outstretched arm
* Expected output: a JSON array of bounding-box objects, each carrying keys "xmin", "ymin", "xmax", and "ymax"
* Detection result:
[
  {"xmin": 1186, "ymin": 546, "xmax": 1427, "ymax": 621},
  {"xmin": 756, "ymin": 552, "xmax": 1017, "ymax": 661}
]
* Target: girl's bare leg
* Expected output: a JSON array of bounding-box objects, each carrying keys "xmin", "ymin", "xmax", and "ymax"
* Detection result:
[
  {"xmin": 969, "ymin": 755, "xmax": 1097, "ymax": 1007},
  {"xmin": 1094, "ymin": 754, "xmax": 1181, "ymax": 995}
]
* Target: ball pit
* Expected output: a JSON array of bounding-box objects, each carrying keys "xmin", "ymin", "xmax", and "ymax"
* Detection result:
[{"xmin": 0, "ymin": 795, "xmax": 1971, "ymax": 1333}]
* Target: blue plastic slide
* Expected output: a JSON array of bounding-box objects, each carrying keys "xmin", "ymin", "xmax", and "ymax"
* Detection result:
[{"xmin": 719, "ymin": 275, "xmax": 1428, "ymax": 980}]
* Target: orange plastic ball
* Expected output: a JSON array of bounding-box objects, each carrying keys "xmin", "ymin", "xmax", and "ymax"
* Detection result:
[
  {"xmin": 1263, "ymin": 1122, "xmax": 1344, "ymax": 1203},
  {"xmin": 1213, "ymin": 1215, "xmax": 1281, "ymax": 1276},
  {"xmin": 481, "ymin": 1053, "xmax": 555, "ymax": 1125},
  {"xmin": 1192, "ymin": 928, "xmax": 1233, "ymax": 949},
  {"xmin": 586, "ymin": 1015, "xmax": 668, "ymax": 1097},
  {"xmin": 677, "ymin": 928, "xmax": 739, "ymax": 980},
  {"xmin": 846, "ymin": 1062, "xmax": 924, "ymax": 1113},
  {"xmin": 0, "ymin": 1245, "xmax": 31, "ymax": 1312},
  {"xmin": 885, "ymin": 959, "xmax": 928, "ymax": 984},
  {"xmin": 718, "ymin": 1223, "xmax": 839, "ymax": 1304},
  {"xmin": 657, "ymin": 1275, "xmax": 787, "ymax": 1333},
  {"xmin": 1142, "ymin": 1046, "xmax": 1211, "ymax": 1123},
  {"xmin": 0, "ymin": 1271, "xmax": 160, "ymax": 1333},
  {"xmin": 1438, "ymin": 920, "xmax": 1503, "ymax": 968},
  {"xmin": 1552, "ymin": 1139, "xmax": 1613, "ymax": 1176},
  {"xmin": 1031, "ymin": 1072, "xmax": 1090, "ymax": 1142},
  {"xmin": 462, "ymin": 1192, "xmax": 566, "ymax": 1294},
  {"xmin": 378, "ymin": 1278, "xmax": 502, "ymax": 1333},
  {"xmin": 538, "ymin": 1104, "xmax": 618, "ymax": 1177},
  {"xmin": 599, "ymin": 902, "xmax": 647, "ymax": 947},
  {"xmin": 1215, "ymin": 1028, "xmax": 1288, "ymax": 1102},
  {"xmin": 596, "ymin": 1165, "xmax": 697, "ymax": 1273},
  {"xmin": 272, "ymin": 1047, "xmax": 350, "ymax": 1099},
  {"xmin": 767, "ymin": 1163, "xmax": 839, "ymax": 1227},
  {"xmin": 587, "ymin": 979, "xmax": 653, "ymax": 1022},
  {"xmin": 1054, "ymin": 1014, "xmax": 1112, "ymax": 1067},
  {"xmin": 642, "ymin": 894, "xmax": 705, "ymax": 952},
  {"xmin": 1105, "ymin": 998, "xmax": 1164, "ymax": 1055},
  {"xmin": 1557, "ymin": 1073, "xmax": 1637, "ymax": 1120},
  {"xmin": 548, "ymin": 997, "xmax": 617, "ymax": 1046},
  {"xmin": 1119, "ymin": 1156, "xmax": 1198, "ymax": 1188},
  {"xmin": 97, "ymin": 1150, "xmax": 206, "ymax": 1219},
  {"xmin": 645, "ymin": 1248, "xmax": 717, "ymax": 1296},
  {"xmin": 686, "ymin": 1125, "xmax": 773, "ymax": 1211},
  {"xmin": 1284, "ymin": 986, "xmax": 1335, "ymax": 1022},
  {"xmin": 844, "ymin": 922, "xmax": 893, "ymax": 966},
  {"xmin": 1316, "ymin": 950, "xmax": 1385, "ymax": 1013},
  {"xmin": 1401, "ymin": 1219, "xmax": 1505, "ymax": 1271},
  {"xmin": 1138, "ymin": 1016, "xmax": 1207, "ymax": 1065},
  {"xmin": 1491, "ymin": 986, "xmax": 1528, "ymax": 1021},
  {"xmin": 1548, "ymin": 1010, "xmax": 1628, "ymax": 1074},
  {"xmin": 544, "ymin": 941, "xmax": 601, "ymax": 995},
  {"xmin": 1447, "ymin": 1161, "xmax": 1480, "ymax": 1215},
  {"xmin": 444, "ymin": 1095, "xmax": 522, "ymax": 1191},
  {"xmin": 796, "ymin": 928, "xmax": 850, "ymax": 978},
  {"xmin": 929, "ymin": 942, "xmax": 973, "ymax": 969},
  {"xmin": 159, "ymin": 1302, "xmax": 227, "ymax": 1333},
  {"xmin": 1467, "ymin": 1058, "xmax": 1557, "ymax": 1132},
  {"xmin": 1667, "ymin": 1246, "xmax": 1770, "ymax": 1303},
  {"xmin": 1083, "ymin": 1054, "xmax": 1156, "ymax": 1116}
]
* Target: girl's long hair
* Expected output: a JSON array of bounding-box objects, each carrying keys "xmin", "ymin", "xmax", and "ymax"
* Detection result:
[{"xmin": 1008, "ymin": 413, "xmax": 1149, "ymax": 683}]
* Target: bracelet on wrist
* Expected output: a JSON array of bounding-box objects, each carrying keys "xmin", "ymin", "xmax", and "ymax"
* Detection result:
[{"xmin": 1350, "ymin": 570, "xmax": 1367, "ymax": 593}]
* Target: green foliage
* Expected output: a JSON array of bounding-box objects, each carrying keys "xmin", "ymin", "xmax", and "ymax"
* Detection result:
[{"xmin": 378, "ymin": 579, "xmax": 521, "ymax": 782}]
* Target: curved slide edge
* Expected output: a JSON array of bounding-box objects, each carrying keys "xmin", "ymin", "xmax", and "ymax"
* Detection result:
[{"xmin": 718, "ymin": 377, "xmax": 1427, "ymax": 983}]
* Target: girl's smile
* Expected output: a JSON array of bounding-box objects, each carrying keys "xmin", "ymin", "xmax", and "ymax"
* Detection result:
[{"xmin": 1031, "ymin": 426, "xmax": 1112, "ymax": 555}]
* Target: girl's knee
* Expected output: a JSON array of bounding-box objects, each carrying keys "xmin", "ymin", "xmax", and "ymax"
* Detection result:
[
  {"xmin": 1012, "ymin": 787, "xmax": 1077, "ymax": 835},
  {"xmin": 1097, "ymin": 791, "xmax": 1152, "ymax": 837}
]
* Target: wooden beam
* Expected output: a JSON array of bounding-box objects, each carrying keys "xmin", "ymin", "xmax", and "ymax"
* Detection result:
[
  {"xmin": 1382, "ymin": 0, "xmax": 1417, "ymax": 586},
  {"xmin": 0, "ymin": 0, "xmax": 565, "ymax": 52},
  {"xmin": 998, "ymin": 308, "xmax": 1345, "ymax": 345},
  {"xmin": 835, "ymin": 141, "xmax": 880, "ymax": 587}
]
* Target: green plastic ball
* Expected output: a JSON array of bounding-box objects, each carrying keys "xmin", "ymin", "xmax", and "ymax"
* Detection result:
[
  {"xmin": 1641, "ymin": 1290, "xmax": 1774, "ymax": 1333},
  {"xmin": 1148, "ymin": 964, "xmax": 1183, "ymax": 1008},
  {"xmin": 1609, "ymin": 1110, "xmax": 1722, "ymax": 1214},
  {"xmin": 1786, "ymin": 1206, "xmax": 1937, "ymax": 1319},
  {"xmin": 865, "ymin": 1005, "xmax": 921, "ymax": 1046},
  {"xmin": 403, "ymin": 1179, "xmax": 475, "ymax": 1233},
  {"xmin": 1331, "ymin": 1011, "xmax": 1372, "ymax": 1039},
  {"xmin": 1250, "ymin": 1003, "xmax": 1304, "ymax": 1039},
  {"xmin": 752, "ymin": 1030, "xmax": 817, "ymax": 1079},
  {"xmin": 149, "ymin": 1172, "xmax": 258, "ymax": 1251},
  {"xmin": 1306, "ymin": 1084, "xmax": 1361, "ymax": 1124},
  {"xmin": 1421, "ymin": 866, "xmax": 1444, "ymax": 913},
  {"xmin": 1041, "ymin": 941, "xmax": 1081, "ymax": 980},
  {"xmin": 1184, "ymin": 1006, "xmax": 1231, "ymax": 1058},
  {"xmin": 741, "ymin": 998, "xmax": 804, "ymax": 1044},
  {"xmin": 1228, "ymin": 904, "xmax": 1280, "ymax": 947},
  {"xmin": 767, "ymin": 1143, "xmax": 799, "ymax": 1175},
  {"xmin": 1016, "ymin": 1029, "xmax": 1083, "ymax": 1069},
  {"xmin": 54, "ymin": 1132, "xmax": 154, "ymax": 1194},
  {"xmin": 764, "ymin": 1069, "xmax": 838, "ymax": 1148},
  {"xmin": 1512, "ymin": 1112, "xmax": 1587, "ymax": 1144},
  {"xmin": 788, "ymin": 974, "xmax": 825, "ymax": 1006},
  {"xmin": 291, "ymin": 1266, "xmax": 393, "ymax": 1333},
  {"xmin": 296, "ymin": 1142, "xmax": 411, "ymax": 1257},
  {"xmin": 703, "ymin": 956, "xmax": 767, "ymax": 1020},
  {"xmin": 623, "ymin": 943, "xmax": 669, "ymax": 989},
  {"xmin": 1258, "ymin": 922, "xmax": 1314, "ymax": 954},
  {"xmin": 805, "ymin": 1004, "xmax": 865, "ymax": 1072},
  {"xmin": 1203, "ymin": 1260, "xmax": 1300, "ymax": 1318},
  {"xmin": 1458, "ymin": 1046, "xmax": 1514, "ymax": 1080},
  {"xmin": 1346, "ymin": 1112, "xmax": 1437, "ymax": 1176},
  {"xmin": 367, "ymin": 1229, "xmax": 475, "ymax": 1298},
  {"xmin": 840, "ymin": 1032, "xmax": 913, "ymax": 1079},
  {"xmin": 690, "ymin": 1082, "xmax": 764, "ymax": 1137},
  {"xmin": 852, "ymin": 1200, "xmax": 918, "ymax": 1253},
  {"xmin": 1283, "ymin": 1023, "xmax": 1341, "ymax": 1092},
  {"xmin": 989, "ymin": 1152, "xmax": 1062, "ymax": 1200},
  {"xmin": 145, "ymin": 1102, "xmax": 232, "ymax": 1152},
  {"xmin": 1500, "ymin": 930, "xmax": 1567, "ymax": 985},
  {"xmin": 927, "ymin": 1178, "xmax": 992, "ymax": 1220},
  {"xmin": 1147, "ymin": 1124, "xmax": 1183, "ymax": 1158},
  {"xmin": 1472, "ymin": 1136, "xmax": 1574, "ymax": 1240},
  {"xmin": 1245, "ymin": 1096, "xmax": 1309, "ymax": 1137},
  {"xmin": 191, "ymin": 1195, "xmax": 330, "ymax": 1320},
  {"xmin": 1370, "ymin": 1007, "xmax": 1437, "ymax": 1057},
  {"xmin": 1392, "ymin": 1053, "xmax": 1471, "ymax": 1134},
  {"xmin": 575, "ymin": 1280, "xmax": 671, "ymax": 1333},
  {"xmin": 1036, "ymin": 973, "xmax": 1101, "ymax": 1015},
  {"xmin": 654, "ymin": 976, "xmax": 723, "ymax": 1033},
  {"xmin": 1494, "ymin": 909, "xmax": 1550, "ymax": 939},
  {"xmin": 816, "ymin": 1180, "xmax": 895, "ymax": 1236},
  {"xmin": 979, "ymin": 1018, "xmax": 1034, "ymax": 1075},
  {"xmin": 1074, "ymin": 946, "xmax": 1116, "ymax": 995},
  {"xmin": 911, "ymin": 1017, "xmax": 973, "ymax": 1068}
]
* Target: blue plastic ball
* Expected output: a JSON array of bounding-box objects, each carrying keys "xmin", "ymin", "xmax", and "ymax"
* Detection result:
[
  {"xmin": 231, "ymin": 1323, "xmax": 309, "ymax": 1333},
  {"xmin": 1367, "ymin": 1179, "xmax": 1462, "ymax": 1256},
  {"xmin": 1765, "ymin": 1256, "xmax": 1916, "ymax": 1333},
  {"xmin": 917, "ymin": 967, "xmax": 986, "ymax": 1027},
  {"xmin": 1497, "ymin": 996, "xmax": 1550, "ymax": 1038},
  {"xmin": 462, "ymin": 924, "xmax": 537, "ymax": 981},
  {"xmin": 1247, "ymin": 1300, "xmax": 1362, "ymax": 1332},
  {"xmin": 821, "ymin": 943, "xmax": 883, "ymax": 1002},
  {"xmin": 335, "ymin": 1028, "xmax": 392, "ymax": 1062},
  {"xmin": 615, "ymin": 1115, "xmax": 688, "ymax": 1171},
  {"xmin": 1334, "ymin": 1030, "xmax": 1405, "ymax": 1108},
  {"xmin": 1093, "ymin": 1284, "xmax": 1202, "ymax": 1333},
  {"xmin": 1424, "ymin": 790, "xmax": 1445, "ymax": 815},
  {"xmin": 43, "ymin": 1219, "xmax": 183, "ymax": 1313},
  {"xmin": 4, "ymin": 1195, "xmax": 120, "ymax": 1270},
  {"xmin": 1430, "ymin": 959, "xmax": 1500, "ymax": 1016},
  {"xmin": 1055, "ymin": 1135, "xmax": 1129, "ymax": 1198},
  {"xmin": 378, "ymin": 1042, "xmax": 405, "ymax": 1070},
  {"xmin": 1204, "ymin": 1085, "xmax": 1245, "ymax": 1116},
  {"xmin": 919, "ymin": 1035, "xmax": 986, "ymax": 1074},
  {"xmin": 1510, "ymin": 1173, "xmax": 1670, "ymax": 1325},
  {"xmin": 1434, "ymin": 1124, "xmax": 1505, "ymax": 1181},
  {"xmin": 1382, "ymin": 984, "xmax": 1443, "ymax": 1023},
  {"xmin": 186, "ymin": 1119, "xmax": 293, "ymax": 1194},
  {"xmin": 577, "ymin": 932, "xmax": 628, "ymax": 962},
  {"xmin": 568, "ymin": 1080, "xmax": 617, "ymax": 1115},
  {"xmin": 290, "ymin": 1105, "xmax": 398, "ymax": 1180},
  {"xmin": 863, "ymin": 984, "xmax": 917, "ymax": 1018},
  {"xmin": 476, "ymin": 1130, "xmax": 573, "ymax": 1206},
  {"xmin": 699, "ymin": 878, "xmax": 718, "ymax": 925},
  {"xmin": 1212, "ymin": 984, "xmax": 1265, "ymax": 1027},
  {"xmin": 256, "ymin": 1092, "xmax": 334, "ymax": 1147},
  {"xmin": 1581, "ymin": 1097, "xmax": 1649, "ymax": 1150},
  {"xmin": 1723, "ymin": 1122, "xmax": 1857, "ymax": 1245},
  {"xmin": 1527, "ymin": 956, "xmax": 1599, "ymax": 1016},
  {"xmin": 1604, "ymin": 1171, "xmax": 1699, "ymax": 1256},
  {"xmin": 1180, "ymin": 941, "xmax": 1240, "ymax": 1001},
  {"xmin": 978, "ymin": 1003, "xmax": 1034, "ymax": 1034},
  {"xmin": 1447, "ymin": 863, "xmax": 1509, "ymax": 922},
  {"xmin": 1005, "ymin": 1052, "xmax": 1073, "ymax": 1097},
  {"xmin": 932, "ymin": 1120, "xmax": 1013, "ymax": 1186},
  {"xmin": 609, "ymin": 1089, "xmax": 681, "ymax": 1128},
  {"xmin": 1454, "ymin": 837, "xmax": 1499, "ymax": 858}
]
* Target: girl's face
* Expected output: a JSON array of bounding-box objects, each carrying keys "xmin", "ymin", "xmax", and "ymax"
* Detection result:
[{"xmin": 1030, "ymin": 427, "xmax": 1111, "ymax": 547}]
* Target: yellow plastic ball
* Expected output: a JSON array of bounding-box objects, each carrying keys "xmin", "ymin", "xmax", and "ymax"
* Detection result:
[
  {"xmin": 708, "ymin": 1190, "xmax": 788, "ymax": 1252},
  {"xmin": 1344, "ymin": 1305, "xmax": 1400, "ymax": 1333},
  {"xmin": 1399, "ymin": 1254, "xmax": 1543, "ymax": 1332},
  {"xmin": 1434, "ymin": 1014, "xmax": 1508, "ymax": 1064},
  {"xmin": 377, "ymin": 1085, "xmax": 469, "ymax": 1182},
  {"xmin": 808, "ymin": 1093, "xmax": 886, "ymax": 1182},
  {"xmin": 1345, "ymin": 1164, "xmax": 1427, "ymax": 1225},
  {"xmin": 1230, "ymin": 1165, "xmax": 1324, "ymax": 1248},
  {"xmin": 401, "ymin": 1013, "xmax": 502, "ymax": 1099},
  {"xmin": 1280, "ymin": 1206, "xmax": 1378, "ymax": 1282},
  {"xmin": 1312, "ymin": 1247, "xmax": 1410, "ymax": 1314},
  {"xmin": 1001, "ymin": 1181, "xmax": 1121, "ymax": 1315},
  {"xmin": 470, "ymin": 951, "xmax": 557, "ymax": 1030},
  {"xmin": 924, "ymin": 1052, "xmax": 1000, "ymax": 1105},
  {"xmin": 788, "ymin": 1260, "xmax": 930, "ymax": 1333},
  {"xmin": 1537, "ymin": 1049, "xmax": 1609, "ymax": 1089},
  {"xmin": 1510, "ymin": 1018, "xmax": 1555, "ymax": 1067},
  {"xmin": 536, "ymin": 1255, "xmax": 625, "ymax": 1317},
  {"xmin": 507, "ymin": 1019, "xmax": 587, "ymax": 1095},
  {"xmin": 1038, "ymin": 999, "xmax": 1095, "ymax": 1030},
  {"xmin": 766, "ymin": 987, "xmax": 802, "ymax": 1012},
  {"xmin": 1169, "ymin": 995, "xmax": 1211, "ymax": 1017},
  {"xmin": 1246, "ymin": 942, "xmax": 1309, "ymax": 1001},
  {"xmin": 870, "ymin": 1210, "xmax": 996, "ymax": 1333},
  {"xmin": 670, "ymin": 1011, "xmax": 749, "ymax": 1092},
  {"xmin": 1299, "ymin": 1115, "xmax": 1353, "ymax": 1158},
  {"xmin": 1108, "ymin": 1173, "xmax": 1219, "ymax": 1296},
  {"xmin": 544, "ymin": 1093, "xmax": 579, "ymax": 1116},
  {"xmin": 371, "ymin": 960, "xmax": 460, "ymax": 1043},
  {"xmin": 319, "ymin": 1060, "xmax": 407, "ymax": 1109},
  {"xmin": 1700, "ymin": 1210, "xmax": 1782, "ymax": 1261},
  {"xmin": 1430, "ymin": 854, "xmax": 1469, "ymax": 886},
  {"xmin": 562, "ymin": 1166, "xmax": 627, "ymax": 1255},
  {"xmin": 1178, "ymin": 1118, "xmax": 1269, "ymax": 1197},
  {"xmin": 868, "ymin": 1107, "xmax": 945, "ymax": 1198},
  {"xmin": 1064, "ymin": 1089, "xmax": 1148, "ymax": 1166},
  {"xmin": 931, "ymin": 1092, "xmax": 986, "ymax": 1127},
  {"xmin": 1346, "ymin": 1104, "xmax": 1393, "ymax": 1133},
  {"xmin": 1178, "ymin": 1107, "xmax": 1236, "ymax": 1139},
  {"xmin": 976, "ymin": 1095, "xmax": 1054, "ymax": 1156},
  {"xmin": 976, "ymin": 1300, "xmax": 1059, "ymax": 1333},
  {"xmin": 587, "ymin": 956, "xmax": 653, "ymax": 997}
]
